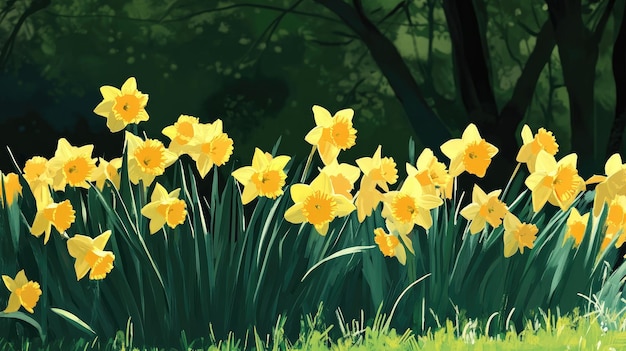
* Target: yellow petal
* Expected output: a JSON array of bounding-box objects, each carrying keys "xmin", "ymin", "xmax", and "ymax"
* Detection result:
[
  {"xmin": 162, "ymin": 125, "xmax": 177, "ymax": 140},
  {"xmin": 241, "ymin": 183, "xmax": 260, "ymax": 205},
  {"xmin": 196, "ymin": 155, "xmax": 214, "ymax": 178},
  {"xmin": 334, "ymin": 195, "xmax": 356, "ymax": 217},
  {"xmin": 534, "ymin": 151, "xmax": 557, "ymax": 173},
  {"xmin": 334, "ymin": 108, "xmax": 354, "ymax": 122},
  {"xmin": 460, "ymin": 203, "xmax": 480, "ymax": 220},
  {"xmin": 149, "ymin": 217, "xmax": 166, "ymax": 234},
  {"xmin": 525, "ymin": 173, "xmax": 545, "ymax": 190},
  {"xmin": 557, "ymin": 153, "xmax": 578, "ymax": 170},
  {"xmin": 314, "ymin": 222, "xmax": 330, "ymax": 236},
  {"xmin": 309, "ymin": 173, "xmax": 333, "ymax": 194},
  {"xmin": 270, "ymin": 155, "xmax": 291, "ymax": 171},
  {"xmin": 67, "ymin": 235, "xmax": 93, "ymax": 259},
  {"xmin": 440, "ymin": 139, "xmax": 464, "ymax": 159},
  {"xmin": 100, "ymin": 85, "xmax": 120, "ymax": 100},
  {"xmin": 121, "ymin": 77, "xmax": 137, "ymax": 95},
  {"xmin": 13, "ymin": 270, "xmax": 28, "ymax": 287},
  {"xmin": 520, "ymin": 124, "xmax": 533, "ymax": 144},
  {"xmin": 251, "ymin": 148, "xmax": 269, "ymax": 170},
  {"xmin": 30, "ymin": 212, "xmax": 48, "ymax": 236},
  {"xmin": 472, "ymin": 184, "xmax": 488, "ymax": 204},
  {"xmin": 74, "ymin": 259, "xmax": 91, "ymax": 281},
  {"xmin": 284, "ymin": 203, "xmax": 306, "ymax": 224},
  {"xmin": 503, "ymin": 230, "xmax": 519, "ymax": 258},
  {"xmin": 605, "ymin": 153, "xmax": 623, "ymax": 176},
  {"xmin": 107, "ymin": 115, "xmax": 127, "ymax": 132},
  {"xmin": 470, "ymin": 217, "xmax": 486, "ymax": 234},
  {"xmin": 93, "ymin": 230, "xmax": 112, "ymax": 251},
  {"xmin": 93, "ymin": 100, "xmax": 114, "ymax": 117},
  {"xmin": 395, "ymin": 244, "xmax": 407, "ymax": 265},
  {"xmin": 312, "ymin": 105, "xmax": 333, "ymax": 127},
  {"xmin": 448, "ymin": 156, "xmax": 464, "ymax": 177},
  {"xmin": 3, "ymin": 292, "xmax": 20, "ymax": 313},
  {"xmin": 290, "ymin": 184, "xmax": 313, "ymax": 203},
  {"xmin": 398, "ymin": 231, "xmax": 415, "ymax": 255},
  {"xmin": 151, "ymin": 183, "xmax": 169, "ymax": 202},
  {"xmin": 416, "ymin": 148, "xmax": 434, "ymax": 170},
  {"xmin": 232, "ymin": 167, "xmax": 255, "ymax": 184},
  {"xmin": 304, "ymin": 127, "xmax": 323, "ymax": 145},
  {"xmin": 462, "ymin": 123, "xmax": 482, "ymax": 143},
  {"xmin": 2, "ymin": 275, "xmax": 15, "ymax": 292},
  {"xmin": 532, "ymin": 185, "xmax": 552, "ymax": 212}
]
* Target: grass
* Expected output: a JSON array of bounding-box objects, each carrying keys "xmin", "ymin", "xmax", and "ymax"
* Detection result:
[{"xmin": 2, "ymin": 305, "xmax": 626, "ymax": 351}]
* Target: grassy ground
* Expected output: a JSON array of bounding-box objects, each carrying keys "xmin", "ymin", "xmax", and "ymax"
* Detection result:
[{"xmin": 2, "ymin": 309, "xmax": 626, "ymax": 351}]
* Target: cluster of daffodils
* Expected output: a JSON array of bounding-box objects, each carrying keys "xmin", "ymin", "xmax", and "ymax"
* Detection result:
[
  {"xmin": 4, "ymin": 76, "xmax": 625, "ymax": 315},
  {"xmin": 3, "ymin": 77, "xmax": 236, "ymax": 314}
]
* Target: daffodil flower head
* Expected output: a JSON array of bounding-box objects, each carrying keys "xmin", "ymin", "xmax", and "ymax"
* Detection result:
[
  {"xmin": 440, "ymin": 123, "xmax": 498, "ymax": 178},
  {"xmin": 381, "ymin": 176, "xmax": 443, "ymax": 236},
  {"xmin": 503, "ymin": 212, "xmax": 538, "ymax": 257},
  {"xmin": 232, "ymin": 148, "xmax": 291, "ymax": 204},
  {"xmin": 91, "ymin": 157, "xmax": 122, "ymax": 191},
  {"xmin": 186, "ymin": 120, "xmax": 234, "ymax": 178},
  {"xmin": 304, "ymin": 105, "xmax": 357, "ymax": 165},
  {"xmin": 460, "ymin": 184, "xmax": 508, "ymax": 234},
  {"xmin": 30, "ymin": 199, "xmax": 76, "ymax": 244},
  {"xmin": 319, "ymin": 159, "xmax": 361, "ymax": 200},
  {"xmin": 162, "ymin": 115, "xmax": 200, "ymax": 155},
  {"xmin": 23, "ymin": 156, "xmax": 53, "ymax": 209},
  {"xmin": 125, "ymin": 132, "xmax": 178, "ymax": 186},
  {"xmin": 356, "ymin": 145, "xmax": 398, "ymax": 192},
  {"xmin": 67, "ymin": 231, "xmax": 115, "ymax": 280},
  {"xmin": 516, "ymin": 125, "xmax": 559, "ymax": 173},
  {"xmin": 603, "ymin": 195, "xmax": 626, "ymax": 248},
  {"xmin": 564, "ymin": 208, "xmax": 589, "ymax": 248},
  {"xmin": 284, "ymin": 172, "xmax": 355, "ymax": 236},
  {"xmin": 586, "ymin": 153, "xmax": 626, "ymax": 217},
  {"xmin": 0, "ymin": 172, "xmax": 22, "ymax": 207},
  {"xmin": 47, "ymin": 138, "xmax": 97, "ymax": 191},
  {"xmin": 141, "ymin": 182, "xmax": 187, "ymax": 234},
  {"xmin": 373, "ymin": 227, "xmax": 406, "ymax": 265},
  {"xmin": 524, "ymin": 150, "xmax": 585, "ymax": 212},
  {"xmin": 2, "ymin": 270, "xmax": 41, "ymax": 313},
  {"xmin": 407, "ymin": 148, "xmax": 453, "ymax": 199},
  {"xmin": 93, "ymin": 77, "xmax": 149, "ymax": 133}
]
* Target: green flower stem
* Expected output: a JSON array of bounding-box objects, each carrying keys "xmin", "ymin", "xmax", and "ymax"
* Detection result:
[
  {"xmin": 300, "ymin": 145, "xmax": 317, "ymax": 183},
  {"xmin": 501, "ymin": 162, "xmax": 522, "ymax": 201}
]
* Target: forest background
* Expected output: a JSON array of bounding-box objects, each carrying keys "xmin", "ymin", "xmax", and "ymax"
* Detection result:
[{"xmin": 0, "ymin": 0, "xmax": 624, "ymax": 231}]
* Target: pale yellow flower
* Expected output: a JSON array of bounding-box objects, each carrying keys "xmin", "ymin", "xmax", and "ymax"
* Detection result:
[
  {"xmin": 406, "ymin": 148, "xmax": 453, "ymax": 199},
  {"xmin": 186, "ymin": 120, "xmax": 234, "ymax": 178},
  {"xmin": 373, "ymin": 227, "xmax": 406, "ymax": 265},
  {"xmin": 460, "ymin": 184, "xmax": 508, "ymax": 234},
  {"xmin": 304, "ymin": 105, "xmax": 357, "ymax": 165},
  {"xmin": 516, "ymin": 124, "xmax": 559, "ymax": 173},
  {"xmin": 563, "ymin": 208, "xmax": 589, "ymax": 248},
  {"xmin": 93, "ymin": 77, "xmax": 149, "ymax": 132},
  {"xmin": 524, "ymin": 150, "xmax": 585, "ymax": 212},
  {"xmin": 23, "ymin": 156, "xmax": 53, "ymax": 207},
  {"xmin": 0, "ymin": 172, "xmax": 21, "ymax": 207},
  {"xmin": 2, "ymin": 270, "xmax": 41, "ymax": 313},
  {"xmin": 232, "ymin": 148, "xmax": 291, "ymax": 204},
  {"xmin": 585, "ymin": 153, "xmax": 626, "ymax": 217},
  {"xmin": 603, "ymin": 195, "xmax": 626, "ymax": 250},
  {"xmin": 356, "ymin": 145, "xmax": 398, "ymax": 192},
  {"xmin": 91, "ymin": 157, "xmax": 122, "ymax": 190},
  {"xmin": 162, "ymin": 115, "xmax": 200, "ymax": 155},
  {"xmin": 125, "ymin": 132, "xmax": 178, "ymax": 186},
  {"xmin": 284, "ymin": 173, "xmax": 355, "ymax": 236},
  {"xmin": 503, "ymin": 213, "xmax": 538, "ymax": 257},
  {"xmin": 354, "ymin": 176, "xmax": 384, "ymax": 223},
  {"xmin": 30, "ymin": 199, "xmax": 76, "ymax": 244},
  {"xmin": 440, "ymin": 123, "xmax": 498, "ymax": 177},
  {"xmin": 140, "ymin": 183, "xmax": 187, "ymax": 234},
  {"xmin": 381, "ymin": 176, "xmax": 443, "ymax": 237},
  {"xmin": 67, "ymin": 230, "xmax": 115, "ymax": 280},
  {"xmin": 47, "ymin": 138, "xmax": 97, "ymax": 191},
  {"xmin": 319, "ymin": 159, "xmax": 360, "ymax": 200}
]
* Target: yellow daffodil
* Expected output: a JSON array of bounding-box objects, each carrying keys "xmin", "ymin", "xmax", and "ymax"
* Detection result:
[
  {"xmin": 460, "ymin": 184, "xmax": 508, "ymax": 234},
  {"xmin": 186, "ymin": 119, "xmax": 234, "ymax": 178},
  {"xmin": 232, "ymin": 148, "xmax": 291, "ymax": 204},
  {"xmin": 381, "ymin": 176, "xmax": 443, "ymax": 237},
  {"xmin": 47, "ymin": 138, "xmax": 97, "ymax": 191},
  {"xmin": 93, "ymin": 77, "xmax": 149, "ymax": 132},
  {"xmin": 585, "ymin": 153, "xmax": 626, "ymax": 217},
  {"xmin": 140, "ymin": 183, "xmax": 187, "ymax": 234},
  {"xmin": 30, "ymin": 199, "xmax": 76, "ymax": 244},
  {"xmin": 91, "ymin": 157, "xmax": 122, "ymax": 191},
  {"xmin": 356, "ymin": 145, "xmax": 398, "ymax": 192},
  {"xmin": 516, "ymin": 124, "xmax": 559, "ymax": 173},
  {"xmin": 162, "ymin": 114, "xmax": 200, "ymax": 155},
  {"xmin": 374, "ymin": 227, "xmax": 406, "ymax": 265},
  {"xmin": 503, "ymin": 212, "xmax": 538, "ymax": 257},
  {"xmin": 319, "ymin": 159, "xmax": 361, "ymax": 200},
  {"xmin": 284, "ymin": 173, "xmax": 355, "ymax": 236},
  {"xmin": 125, "ymin": 132, "xmax": 177, "ymax": 186},
  {"xmin": 406, "ymin": 148, "xmax": 453, "ymax": 199},
  {"xmin": 67, "ymin": 230, "xmax": 115, "ymax": 280},
  {"xmin": 603, "ymin": 195, "xmax": 626, "ymax": 250},
  {"xmin": 2, "ymin": 270, "xmax": 41, "ymax": 313},
  {"xmin": 440, "ymin": 123, "xmax": 498, "ymax": 177},
  {"xmin": 23, "ymin": 156, "xmax": 53, "ymax": 207},
  {"xmin": 304, "ymin": 105, "xmax": 357, "ymax": 165},
  {"xmin": 524, "ymin": 150, "xmax": 585, "ymax": 212},
  {"xmin": 0, "ymin": 172, "xmax": 21, "ymax": 207},
  {"xmin": 354, "ymin": 176, "xmax": 385, "ymax": 223},
  {"xmin": 563, "ymin": 208, "xmax": 589, "ymax": 248}
]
